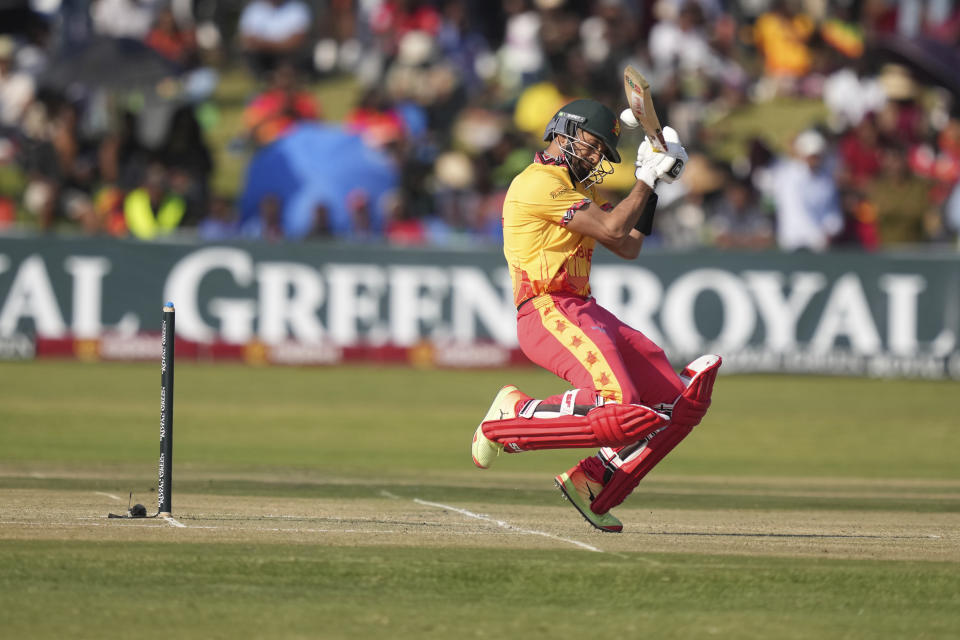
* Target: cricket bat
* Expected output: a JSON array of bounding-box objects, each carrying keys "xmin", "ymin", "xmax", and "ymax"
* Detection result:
[{"xmin": 623, "ymin": 66, "xmax": 667, "ymax": 153}]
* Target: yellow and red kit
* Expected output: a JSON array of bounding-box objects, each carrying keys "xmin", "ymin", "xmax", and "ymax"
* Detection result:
[
  {"xmin": 503, "ymin": 151, "xmax": 611, "ymax": 309},
  {"xmin": 502, "ymin": 152, "xmax": 685, "ymax": 407}
]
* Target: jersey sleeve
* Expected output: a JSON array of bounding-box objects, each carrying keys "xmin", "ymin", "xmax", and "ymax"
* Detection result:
[{"xmin": 509, "ymin": 166, "xmax": 593, "ymax": 227}]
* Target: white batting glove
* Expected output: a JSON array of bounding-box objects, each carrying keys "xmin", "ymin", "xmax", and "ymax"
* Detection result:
[{"xmin": 634, "ymin": 126, "xmax": 687, "ymax": 188}]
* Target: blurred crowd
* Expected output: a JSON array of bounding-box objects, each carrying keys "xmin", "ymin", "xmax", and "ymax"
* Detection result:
[{"xmin": 0, "ymin": 0, "xmax": 959, "ymax": 250}]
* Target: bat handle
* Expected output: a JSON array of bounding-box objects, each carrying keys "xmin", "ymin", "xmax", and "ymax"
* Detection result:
[{"xmin": 654, "ymin": 131, "xmax": 668, "ymax": 153}]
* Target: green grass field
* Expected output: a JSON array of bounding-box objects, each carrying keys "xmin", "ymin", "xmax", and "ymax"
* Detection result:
[{"xmin": 1, "ymin": 361, "xmax": 958, "ymax": 639}]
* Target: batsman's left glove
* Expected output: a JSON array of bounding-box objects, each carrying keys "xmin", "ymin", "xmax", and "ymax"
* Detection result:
[{"xmin": 635, "ymin": 126, "xmax": 687, "ymax": 187}]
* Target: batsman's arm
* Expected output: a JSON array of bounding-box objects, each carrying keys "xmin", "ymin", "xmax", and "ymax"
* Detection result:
[
  {"xmin": 565, "ymin": 178, "xmax": 655, "ymax": 258},
  {"xmin": 601, "ymin": 228, "xmax": 645, "ymax": 260}
]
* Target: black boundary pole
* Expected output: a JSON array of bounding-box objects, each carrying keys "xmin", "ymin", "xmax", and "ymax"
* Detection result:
[{"xmin": 159, "ymin": 302, "xmax": 175, "ymax": 517}]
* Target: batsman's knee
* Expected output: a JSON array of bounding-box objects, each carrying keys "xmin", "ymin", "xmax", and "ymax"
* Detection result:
[
  {"xmin": 669, "ymin": 354, "xmax": 721, "ymax": 428},
  {"xmin": 589, "ymin": 403, "xmax": 670, "ymax": 446}
]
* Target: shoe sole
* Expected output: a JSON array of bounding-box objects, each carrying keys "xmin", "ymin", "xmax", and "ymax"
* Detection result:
[
  {"xmin": 554, "ymin": 475, "xmax": 622, "ymax": 533},
  {"xmin": 471, "ymin": 427, "xmax": 494, "ymax": 469}
]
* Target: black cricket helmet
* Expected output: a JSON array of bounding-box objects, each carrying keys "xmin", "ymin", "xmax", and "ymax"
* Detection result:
[{"xmin": 543, "ymin": 98, "xmax": 622, "ymax": 163}]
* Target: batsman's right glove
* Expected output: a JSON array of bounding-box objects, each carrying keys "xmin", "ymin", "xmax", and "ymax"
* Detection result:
[{"xmin": 634, "ymin": 126, "xmax": 687, "ymax": 189}]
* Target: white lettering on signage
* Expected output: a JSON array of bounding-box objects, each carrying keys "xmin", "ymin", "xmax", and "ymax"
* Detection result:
[
  {"xmin": 660, "ymin": 268, "xmax": 755, "ymax": 353},
  {"xmin": 810, "ymin": 273, "xmax": 881, "ymax": 354},
  {"xmin": 878, "ymin": 274, "xmax": 925, "ymax": 356},
  {"xmin": 64, "ymin": 256, "xmax": 111, "ymax": 338},
  {"xmin": 389, "ymin": 266, "xmax": 450, "ymax": 345},
  {"xmin": 0, "ymin": 254, "xmax": 67, "ymax": 337},
  {"xmin": 164, "ymin": 248, "xmax": 255, "ymax": 342},
  {"xmin": 257, "ymin": 262, "xmax": 325, "ymax": 343},
  {"xmin": 744, "ymin": 271, "xmax": 826, "ymax": 352},
  {"xmin": 326, "ymin": 264, "xmax": 388, "ymax": 344},
  {"xmin": 2, "ymin": 248, "xmax": 956, "ymax": 380},
  {"xmin": 450, "ymin": 267, "xmax": 516, "ymax": 345}
]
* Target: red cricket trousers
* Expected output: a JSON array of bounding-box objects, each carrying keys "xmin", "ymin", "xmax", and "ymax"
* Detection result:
[{"xmin": 517, "ymin": 293, "xmax": 685, "ymax": 407}]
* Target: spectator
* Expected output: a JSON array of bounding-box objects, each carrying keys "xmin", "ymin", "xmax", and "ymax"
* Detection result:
[
  {"xmin": 145, "ymin": 7, "xmax": 200, "ymax": 68},
  {"xmin": 946, "ymin": 180, "xmax": 960, "ymax": 240},
  {"xmin": 876, "ymin": 64, "xmax": 925, "ymax": 147},
  {"xmin": 386, "ymin": 197, "xmax": 427, "ymax": 245},
  {"xmin": 13, "ymin": 13, "xmax": 52, "ymax": 76},
  {"xmin": 346, "ymin": 189, "xmax": 375, "ymax": 241},
  {"xmin": 708, "ymin": 176, "xmax": 774, "ymax": 250},
  {"xmin": 762, "ymin": 129, "xmax": 843, "ymax": 251},
  {"xmin": 865, "ymin": 143, "xmax": 935, "ymax": 246},
  {"xmin": 90, "ymin": 0, "xmax": 161, "ymax": 39},
  {"xmin": 0, "ymin": 195, "xmax": 15, "ymax": 230},
  {"xmin": 238, "ymin": 0, "xmax": 311, "ymax": 76},
  {"xmin": 198, "ymin": 196, "xmax": 239, "ymax": 241},
  {"xmin": 0, "ymin": 36, "xmax": 34, "ymax": 129},
  {"xmin": 243, "ymin": 62, "xmax": 321, "ymax": 147},
  {"xmin": 648, "ymin": 3, "xmax": 722, "ymax": 79},
  {"xmin": 910, "ymin": 114, "xmax": 960, "ymax": 211},
  {"xmin": 159, "ymin": 105, "xmax": 214, "ymax": 222},
  {"xmin": 431, "ymin": 149, "xmax": 477, "ymax": 238},
  {"xmin": 124, "ymin": 163, "xmax": 186, "ymax": 239},
  {"xmin": 753, "ymin": 0, "xmax": 815, "ymax": 94},
  {"xmin": 652, "ymin": 154, "xmax": 726, "ymax": 248},
  {"xmin": 435, "ymin": 0, "xmax": 493, "ymax": 95},
  {"xmin": 93, "ymin": 185, "xmax": 128, "ymax": 236},
  {"xmin": 536, "ymin": 0, "xmax": 581, "ymax": 64},
  {"xmin": 17, "ymin": 98, "xmax": 61, "ymax": 230},
  {"xmin": 838, "ymin": 115, "xmax": 884, "ymax": 189},
  {"xmin": 345, "ymin": 88, "xmax": 405, "ymax": 149},
  {"xmin": 496, "ymin": 0, "xmax": 545, "ymax": 93},
  {"xmin": 822, "ymin": 65, "xmax": 886, "ymax": 132},
  {"xmin": 2, "ymin": 0, "xmax": 959, "ymax": 253},
  {"xmin": 241, "ymin": 193, "xmax": 284, "ymax": 241},
  {"xmin": 308, "ymin": 203, "xmax": 333, "ymax": 238},
  {"xmin": 578, "ymin": 0, "xmax": 638, "ymax": 75},
  {"xmin": 98, "ymin": 110, "xmax": 151, "ymax": 190},
  {"xmin": 835, "ymin": 188, "xmax": 879, "ymax": 250},
  {"xmin": 385, "ymin": 30, "xmax": 463, "ymax": 137},
  {"xmin": 370, "ymin": 0, "xmax": 443, "ymax": 58},
  {"xmin": 656, "ymin": 190, "xmax": 708, "ymax": 249},
  {"xmin": 47, "ymin": 100, "xmax": 99, "ymax": 232}
]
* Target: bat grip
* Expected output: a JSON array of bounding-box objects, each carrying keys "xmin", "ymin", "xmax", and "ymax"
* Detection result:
[{"xmin": 654, "ymin": 131, "xmax": 668, "ymax": 153}]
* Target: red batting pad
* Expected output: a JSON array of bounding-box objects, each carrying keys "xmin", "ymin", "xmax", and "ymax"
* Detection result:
[
  {"xmin": 481, "ymin": 403, "xmax": 669, "ymax": 451},
  {"xmin": 670, "ymin": 355, "xmax": 721, "ymax": 428},
  {"xmin": 590, "ymin": 424, "xmax": 693, "ymax": 514}
]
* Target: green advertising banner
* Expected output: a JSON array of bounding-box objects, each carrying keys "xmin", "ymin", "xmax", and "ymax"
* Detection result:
[{"xmin": 1, "ymin": 236, "xmax": 958, "ymax": 378}]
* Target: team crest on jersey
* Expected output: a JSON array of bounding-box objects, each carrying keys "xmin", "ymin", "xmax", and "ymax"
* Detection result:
[
  {"xmin": 551, "ymin": 186, "xmax": 573, "ymax": 199},
  {"xmin": 613, "ymin": 120, "xmax": 621, "ymax": 136}
]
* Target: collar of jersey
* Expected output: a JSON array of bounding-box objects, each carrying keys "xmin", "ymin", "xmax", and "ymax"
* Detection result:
[{"xmin": 535, "ymin": 150, "xmax": 565, "ymax": 166}]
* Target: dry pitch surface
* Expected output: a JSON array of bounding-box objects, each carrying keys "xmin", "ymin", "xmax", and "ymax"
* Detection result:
[{"xmin": 3, "ymin": 472, "xmax": 957, "ymax": 562}]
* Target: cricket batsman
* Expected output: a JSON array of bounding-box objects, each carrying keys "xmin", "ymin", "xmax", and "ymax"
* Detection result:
[{"xmin": 471, "ymin": 99, "xmax": 721, "ymax": 532}]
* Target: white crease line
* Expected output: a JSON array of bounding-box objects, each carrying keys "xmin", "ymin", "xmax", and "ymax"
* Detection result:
[
  {"xmin": 94, "ymin": 491, "xmax": 124, "ymax": 502},
  {"xmin": 380, "ymin": 490, "xmax": 400, "ymax": 499},
  {"xmin": 0, "ymin": 520, "xmax": 396, "ymax": 534},
  {"xmin": 162, "ymin": 516, "xmax": 187, "ymax": 528},
  {"xmin": 0, "ymin": 521, "xmax": 153, "ymax": 527},
  {"xmin": 413, "ymin": 498, "xmax": 603, "ymax": 553},
  {"xmin": 186, "ymin": 524, "xmax": 397, "ymax": 534}
]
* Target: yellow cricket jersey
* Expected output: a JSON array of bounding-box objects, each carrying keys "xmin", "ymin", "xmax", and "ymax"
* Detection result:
[{"xmin": 503, "ymin": 152, "xmax": 611, "ymax": 308}]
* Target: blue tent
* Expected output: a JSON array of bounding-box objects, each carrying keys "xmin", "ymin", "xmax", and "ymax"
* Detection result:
[{"xmin": 239, "ymin": 124, "xmax": 399, "ymax": 238}]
